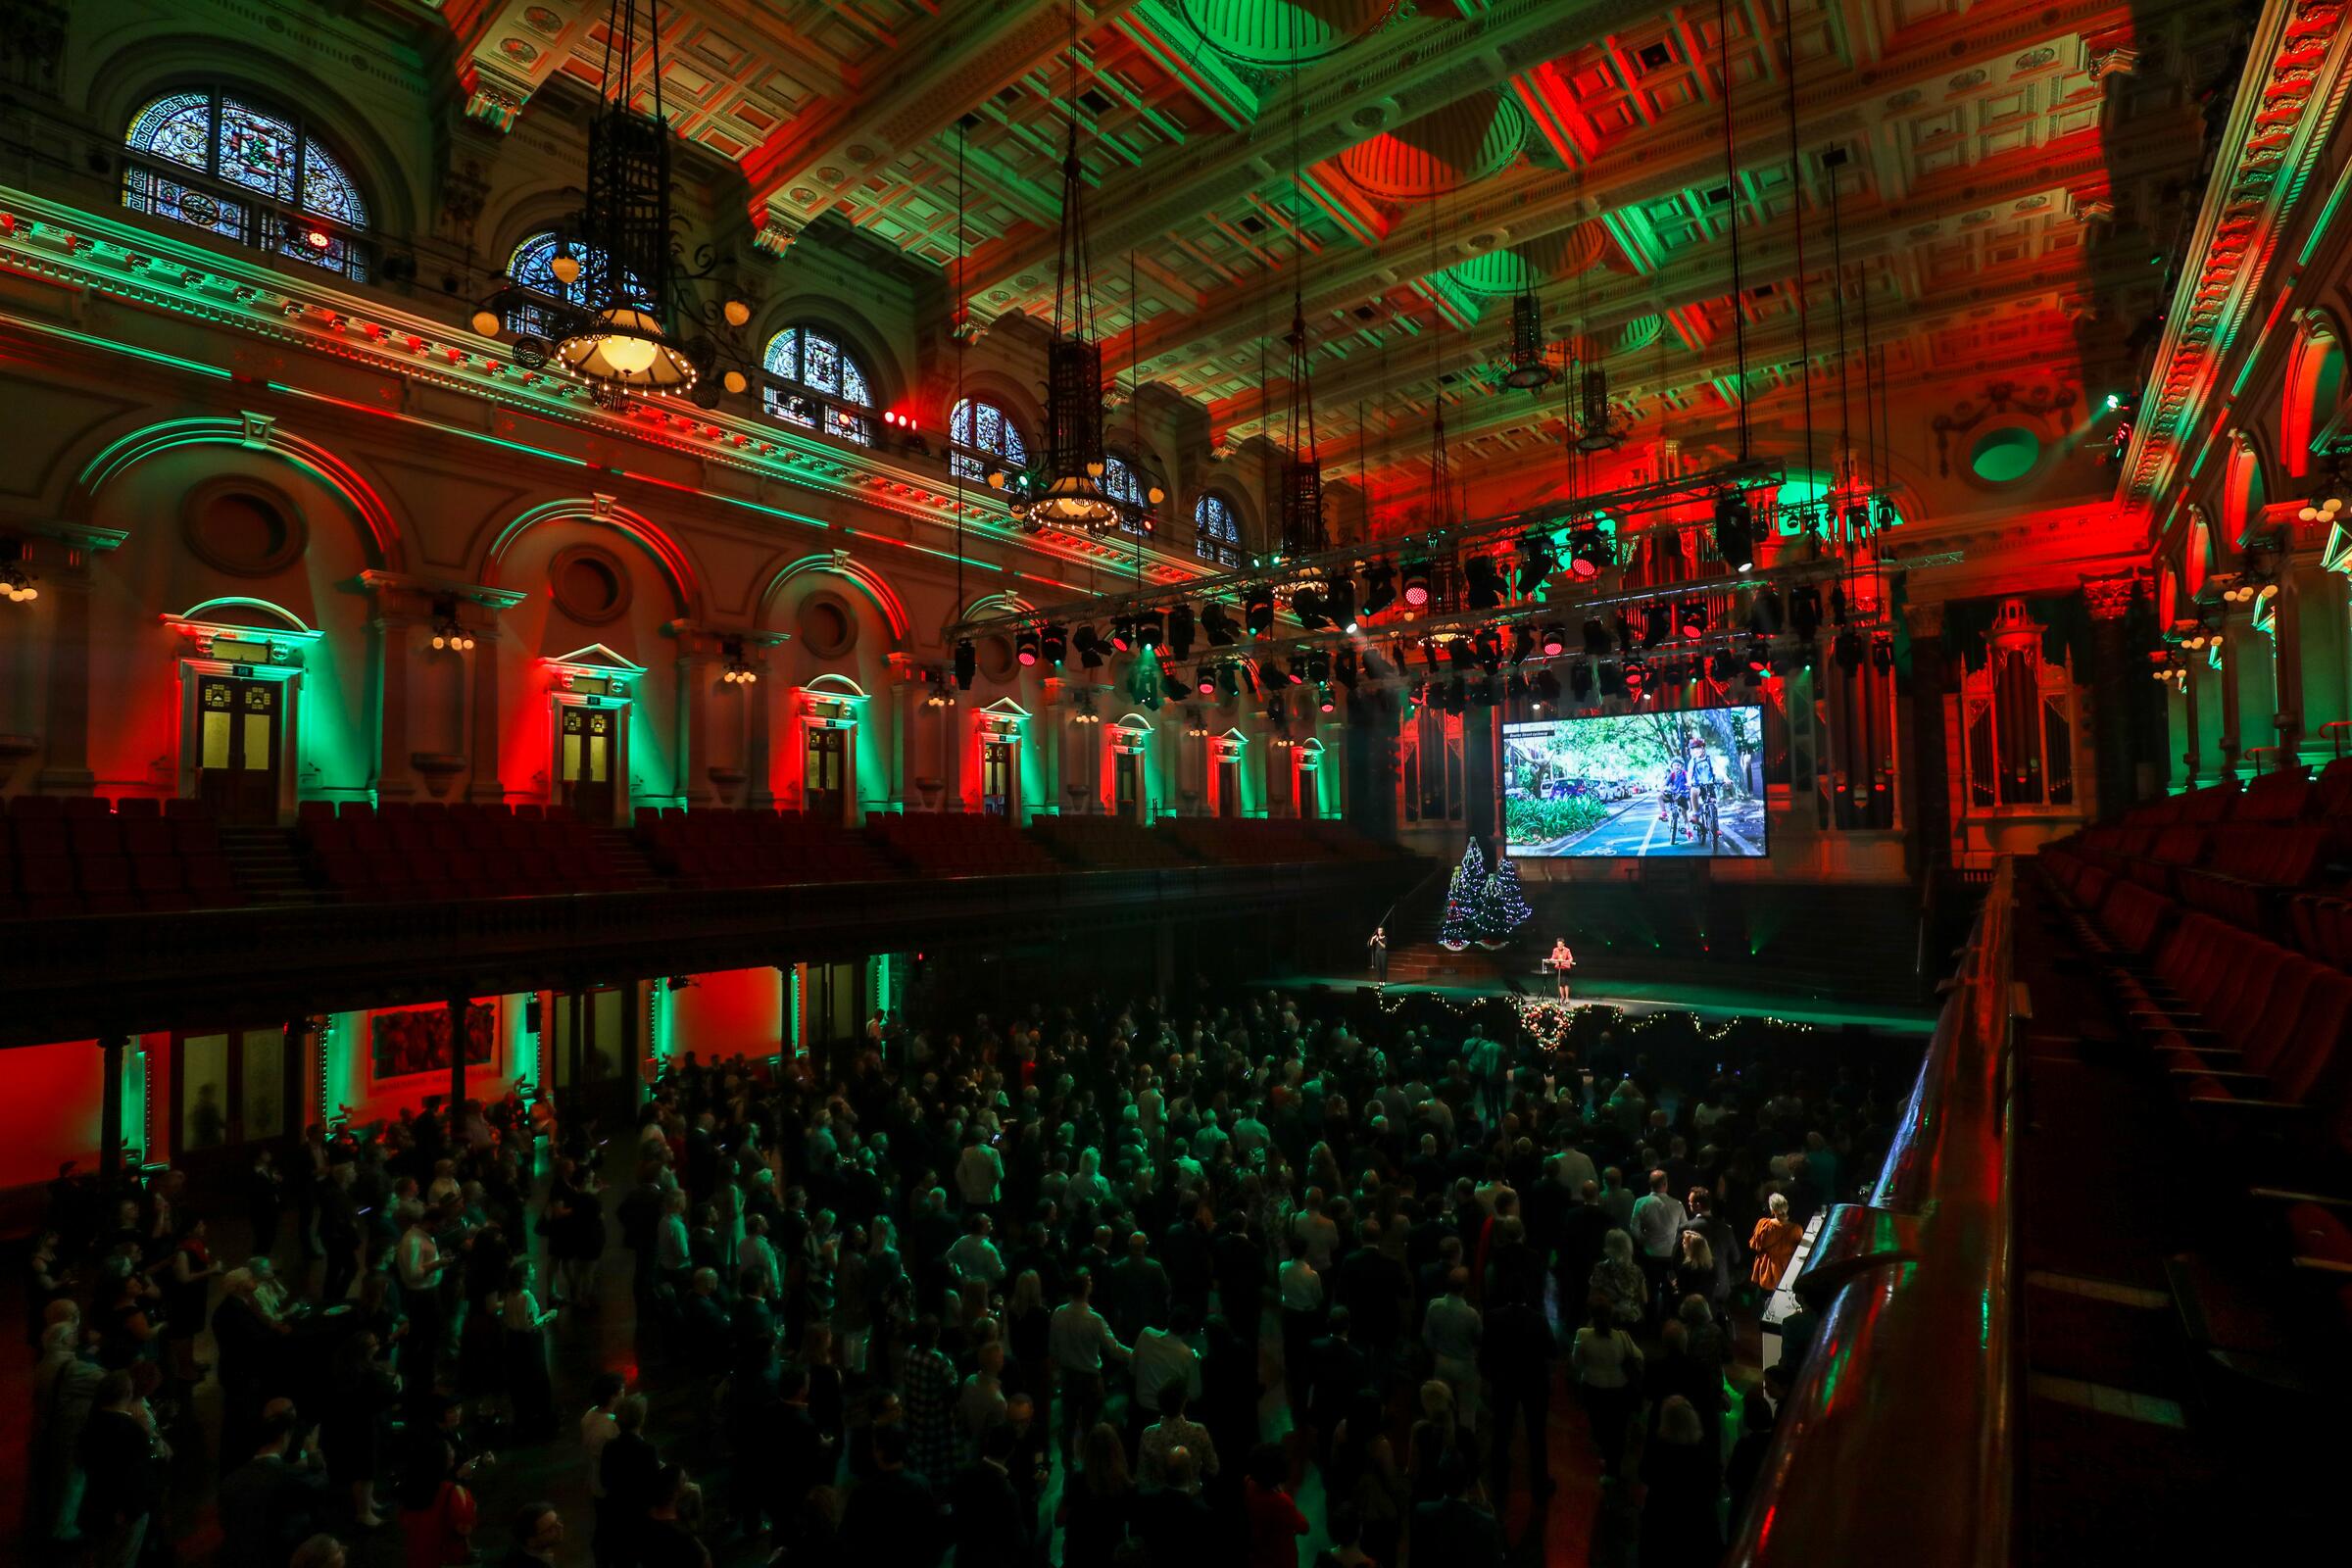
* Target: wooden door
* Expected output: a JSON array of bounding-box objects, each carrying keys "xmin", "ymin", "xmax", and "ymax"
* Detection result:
[
  {"xmin": 982, "ymin": 740, "xmax": 1017, "ymax": 817},
  {"xmin": 806, "ymin": 725, "xmax": 848, "ymax": 822},
  {"xmin": 1113, "ymin": 750, "xmax": 1141, "ymax": 822},
  {"xmin": 1216, "ymin": 758, "xmax": 1240, "ymax": 817},
  {"xmin": 172, "ymin": 1027, "xmax": 299, "ymax": 1164},
  {"xmin": 561, "ymin": 707, "xmax": 615, "ymax": 822},
  {"xmin": 196, "ymin": 676, "xmax": 281, "ymax": 824}
]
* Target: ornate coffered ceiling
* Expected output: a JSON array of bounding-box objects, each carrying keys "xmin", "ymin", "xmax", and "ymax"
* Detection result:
[{"xmin": 429, "ymin": 0, "xmax": 2240, "ymax": 493}]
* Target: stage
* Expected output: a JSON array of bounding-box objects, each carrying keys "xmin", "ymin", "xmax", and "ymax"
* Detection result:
[{"xmin": 1263, "ymin": 970, "xmax": 1939, "ymax": 1034}]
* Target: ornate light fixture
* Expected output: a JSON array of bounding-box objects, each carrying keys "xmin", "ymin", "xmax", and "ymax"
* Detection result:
[
  {"xmin": 1571, "ymin": 361, "xmax": 1633, "ymax": 453},
  {"xmin": 466, "ymin": 1, "xmax": 750, "ymax": 408},
  {"xmin": 1501, "ymin": 286, "xmax": 1555, "ymax": 391},
  {"xmin": 1014, "ymin": 3, "xmax": 1119, "ymax": 536},
  {"xmin": 1, "ymin": 541, "xmax": 36, "ymax": 604},
  {"xmin": 427, "ymin": 599, "xmax": 474, "ymax": 651},
  {"xmin": 720, "ymin": 638, "xmax": 759, "ymax": 684}
]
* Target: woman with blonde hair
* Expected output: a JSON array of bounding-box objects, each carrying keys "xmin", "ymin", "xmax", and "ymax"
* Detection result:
[
  {"xmin": 1589, "ymin": 1228, "xmax": 1647, "ymax": 1328},
  {"xmin": 1748, "ymin": 1192, "xmax": 1802, "ymax": 1292},
  {"xmin": 1405, "ymin": 1378, "xmax": 1462, "ymax": 1506}
]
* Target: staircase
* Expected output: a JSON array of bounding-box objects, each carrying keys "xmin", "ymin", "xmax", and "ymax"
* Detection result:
[
  {"xmin": 584, "ymin": 825, "xmax": 662, "ymax": 891},
  {"xmin": 216, "ymin": 824, "xmax": 330, "ymax": 906}
]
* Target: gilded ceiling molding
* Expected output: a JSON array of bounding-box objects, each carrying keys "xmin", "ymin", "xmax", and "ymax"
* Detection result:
[{"xmin": 2119, "ymin": 1, "xmax": 2352, "ymax": 511}]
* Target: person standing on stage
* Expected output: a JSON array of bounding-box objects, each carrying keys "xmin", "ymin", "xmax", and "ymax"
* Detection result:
[
  {"xmin": 1546, "ymin": 939, "xmax": 1575, "ymax": 1003},
  {"xmin": 1367, "ymin": 927, "xmax": 1388, "ymax": 984}
]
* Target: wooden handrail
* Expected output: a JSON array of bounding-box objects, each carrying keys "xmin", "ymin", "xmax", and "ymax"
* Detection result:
[{"xmin": 1727, "ymin": 856, "xmax": 2019, "ymax": 1566}]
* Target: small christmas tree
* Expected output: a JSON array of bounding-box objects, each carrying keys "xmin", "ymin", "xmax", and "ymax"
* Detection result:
[
  {"xmin": 1476, "ymin": 854, "xmax": 1532, "ymax": 949},
  {"xmin": 1438, "ymin": 839, "xmax": 1487, "ymax": 951}
]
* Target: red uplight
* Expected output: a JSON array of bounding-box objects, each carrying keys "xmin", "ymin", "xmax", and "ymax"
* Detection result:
[
  {"xmin": 301, "ymin": 226, "xmax": 331, "ymax": 251},
  {"xmin": 1570, "ymin": 558, "xmax": 1598, "ymax": 579}
]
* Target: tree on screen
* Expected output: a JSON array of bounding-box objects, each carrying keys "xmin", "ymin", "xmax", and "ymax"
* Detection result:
[{"xmin": 1439, "ymin": 838, "xmax": 1486, "ymax": 951}]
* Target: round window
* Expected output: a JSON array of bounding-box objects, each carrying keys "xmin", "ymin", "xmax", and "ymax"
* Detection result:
[
  {"xmin": 979, "ymin": 634, "xmax": 1016, "ymax": 682},
  {"xmin": 796, "ymin": 594, "xmax": 858, "ymax": 658},
  {"xmin": 1969, "ymin": 426, "xmax": 2042, "ymax": 484},
  {"xmin": 549, "ymin": 544, "xmax": 632, "ymax": 624},
  {"xmin": 181, "ymin": 483, "xmax": 308, "ymax": 577}
]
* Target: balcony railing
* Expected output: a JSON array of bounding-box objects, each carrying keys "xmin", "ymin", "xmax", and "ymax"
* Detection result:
[{"xmin": 1726, "ymin": 856, "xmax": 2019, "ymax": 1564}]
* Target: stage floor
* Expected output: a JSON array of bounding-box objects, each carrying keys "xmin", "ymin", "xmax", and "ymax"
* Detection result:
[{"xmin": 1266, "ymin": 972, "xmax": 1940, "ymax": 1033}]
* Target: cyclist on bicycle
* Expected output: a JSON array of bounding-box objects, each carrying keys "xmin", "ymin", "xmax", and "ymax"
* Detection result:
[
  {"xmin": 1659, "ymin": 755, "xmax": 1690, "ymax": 836},
  {"xmin": 1688, "ymin": 734, "xmax": 1719, "ymax": 839}
]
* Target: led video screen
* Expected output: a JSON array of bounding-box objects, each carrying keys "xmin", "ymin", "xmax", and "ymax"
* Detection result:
[{"xmin": 1502, "ymin": 706, "xmax": 1767, "ymax": 858}]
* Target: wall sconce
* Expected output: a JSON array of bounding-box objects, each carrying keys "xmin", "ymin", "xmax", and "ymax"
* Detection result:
[
  {"xmin": 721, "ymin": 637, "xmax": 759, "ymax": 684},
  {"xmin": 428, "ymin": 598, "xmax": 475, "ymax": 651}
]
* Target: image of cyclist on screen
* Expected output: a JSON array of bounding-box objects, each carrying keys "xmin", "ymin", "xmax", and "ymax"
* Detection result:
[{"xmin": 1687, "ymin": 731, "xmax": 1720, "ymax": 844}]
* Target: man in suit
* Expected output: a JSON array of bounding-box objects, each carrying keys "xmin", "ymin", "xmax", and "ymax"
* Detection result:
[
  {"xmin": 1303, "ymin": 1306, "xmax": 1371, "ymax": 1461},
  {"xmin": 1411, "ymin": 1454, "xmax": 1504, "ymax": 1568},
  {"xmin": 596, "ymin": 1396, "xmax": 660, "ymax": 1568},
  {"xmin": 947, "ymin": 1424, "xmax": 1031, "ymax": 1568},
  {"xmin": 1106, "ymin": 1230, "xmax": 1170, "ymax": 1345},
  {"xmin": 1334, "ymin": 1220, "xmax": 1410, "ymax": 1372},
  {"xmin": 842, "ymin": 1425, "xmax": 946, "ymax": 1567}
]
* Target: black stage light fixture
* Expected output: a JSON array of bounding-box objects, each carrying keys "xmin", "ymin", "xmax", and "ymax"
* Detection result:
[
  {"xmin": 1245, "ymin": 587, "xmax": 1276, "ymax": 636},
  {"xmin": 1292, "ymin": 588, "xmax": 1328, "ymax": 630},
  {"xmin": 1240, "ymin": 660, "xmax": 1262, "ymax": 695},
  {"xmin": 1325, "ymin": 573, "xmax": 1357, "ymax": 629},
  {"xmin": 1534, "ymin": 669, "xmax": 1561, "ymax": 706},
  {"xmin": 1510, "ymin": 625, "xmax": 1536, "ymax": 664},
  {"xmin": 1109, "ymin": 620, "xmax": 1134, "ymax": 653},
  {"xmin": 1622, "ymin": 657, "xmax": 1648, "ymax": 694},
  {"xmin": 1137, "ymin": 612, "xmax": 1164, "ymax": 650},
  {"xmin": 1361, "ymin": 564, "xmax": 1397, "ymax": 617},
  {"xmin": 1197, "ymin": 664, "xmax": 1218, "ymax": 696},
  {"xmin": 1465, "ymin": 554, "xmax": 1505, "ymax": 610},
  {"xmin": 1168, "ymin": 604, "xmax": 1196, "ymax": 658},
  {"xmin": 1517, "ymin": 533, "xmax": 1558, "ymax": 595},
  {"xmin": 1162, "ymin": 671, "xmax": 1190, "ymax": 702},
  {"xmin": 1267, "ymin": 694, "xmax": 1286, "ymax": 726},
  {"xmin": 1335, "ymin": 649, "xmax": 1359, "ymax": 688},
  {"xmin": 1073, "ymin": 625, "xmax": 1104, "ymax": 668},
  {"xmin": 1285, "ymin": 658, "xmax": 1307, "ymax": 685},
  {"xmin": 1569, "ymin": 522, "xmax": 1607, "ymax": 579},
  {"xmin": 1542, "ymin": 622, "xmax": 1568, "ymax": 657},
  {"xmin": 1747, "ymin": 635, "xmax": 1773, "ymax": 672},
  {"xmin": 1402, "ymin": 559, "xmax": 1433, "ymax": 607},
  {"xmin": 1598, "ymin": 661, "xmax": 1624, "ymax": 698},
  {"xmin": 1748, "ymin": 589, "xmax": 1784, "ymax": 637},
  {"xmin": 1830, "ymin": 584, "xmax": 1851, "ymax": 626},
  {"xmin": 1713, "ymin": 492, "xmax": 1755, "ymax": 573},
  {"xmin": 1219, "ymin": 663, "xmax": 1240, "ymax": 696},
  {"xmin": 1583, "ymin": 616, "xmax": 1611, "ymax": 656},
  {"xmin": 1446, "ymin": 638, "xmax": 1475, "ymax": 670},
  {"xmin": 1307, "ymin": 650, "xmax": 1332, "ymax": 683},
  {"xmin": 1677, "ymin": 599, "xmax": 1707, "ymax": 638},
  {"xmin": 1742, "ymin": 661, "xmax": 1762, "ymax": 689},
  {"xmin": 1202, "ymin": 604, "xmax": 1239, "ymax": 646},
  {"xmin": 1788, "ymin": 585, "xmax": 1822, "ymax": 643},
  {"xmin": 1569, "ymin": 661, "xmax": 1593, "ymax": 701},
  {"xmin": 954, "ymin": 638, "xmax": 976, "ymax": 689},
  {"xmin": 1446, "ymin": 677, "xmax": 1467, "ymax": 713},
  {"xmin": 1505, "ymin": 670, "xmax": 1529, "ymax": 700},
  {"xmin": 1642, "ymin": 605, "xmax": 1671, "ymax": 649},
  {"xmin": 1708, "ymin": 648, "xmax": 1736, "ymax": 682},
  {"xmin": 1042, "ymin": 623, "xmax": 1068, "ymax": 664},
  {"xmin": 1871, "ymin": 633, "xmax": 1894, "ymax": 674},
  {"xmin": 1474, "ymin": 628, "xmax": 1503, "ymax": 672},
  {"xmin": 1319, "ymin": 686, "xmax": 1337, "ymax": 713},
  {"xmin": 1015, "ymin": 629, "xmax": 1041, "ymax": 666}
]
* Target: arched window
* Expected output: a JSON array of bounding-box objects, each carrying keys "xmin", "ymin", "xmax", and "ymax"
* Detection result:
[
  {"xmin": 763, "ymin": 327, "xmax": 876, "ymax": 446},
  {"xmin": 1102, "ymin": 453, "xmax": 1154, "ymax": 535},
  {"xmin": 501, "ymin": 231, "xmax": 650, "ymax": 338},
  {"xmin": 950, "ymin": 398, "xmax": 1030, "ymax": 481},
  {"xmin": 122, "ymin": 89, "xmax": 370, "ymax": 279},
  {"xmin": 1195, "ymin": 492, "xmax": 1244, "ymax": 566},
  {"xmin": 2283, "ymin": 325, "xmax": 2345, "ymax": 477}
]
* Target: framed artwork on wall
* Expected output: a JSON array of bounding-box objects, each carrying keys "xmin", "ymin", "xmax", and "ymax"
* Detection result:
[{"xmin": 369, "ymin": 1002, "xmax": 498, "ymax": 1083}]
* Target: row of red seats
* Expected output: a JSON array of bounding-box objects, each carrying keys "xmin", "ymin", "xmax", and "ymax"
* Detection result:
[
  {"xmin": 298, "ymin": 800, "xmax": 633, "ymax": 901},
  {"xmin": 631, "ymin": 808, "xmax": 899, "ymax": 887},
  {"xmin": 1029, "ymin": 817, "xmax": 1196, "ymax": 869},
  {"xmin": 0, "ymin": 794, "xmax": 241, "ymax": 918},
  {"xmin": 2040, "ymin": 840, "xmax": 2352, "ymax": 1323},
  {"xmin": 864, "ymin": 811, "xmax": 1059, "ymax": 877}
]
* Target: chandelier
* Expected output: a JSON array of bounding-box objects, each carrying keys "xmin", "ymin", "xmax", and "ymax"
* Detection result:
[
  {"xmin": 466, "ymin": 1, "xmax": 748, "ymax": 408},
  {"xmin": 1278, "ymin": 297, "xmax": 1329, "ymax": 588},
  {"xmin": 1014, "ymin": 3, "xmax": 1119, "ymax": 536},
  {"xmin": 1500, "ymin": 287, "xmax": 1555, "ymax": 391},
  {"xmin": 1571, "ymin": 364, "xmax": 1633, "ymax": 453}
]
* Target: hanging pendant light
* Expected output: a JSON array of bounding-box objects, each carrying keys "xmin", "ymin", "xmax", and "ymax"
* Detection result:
[
  {"xmin": 1501, "ymin": 286, "xmax": 1555, "ymax": 390},
  {"xmin": 1279, "ymin": 297, "xmax": 1329, "ymax": 591},
  {"xmin": 1014, "ymin": 2, "xmax": 1119, "ymax": 536}
]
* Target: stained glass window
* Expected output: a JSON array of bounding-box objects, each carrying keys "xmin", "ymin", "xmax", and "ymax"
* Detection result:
[
  {"xmin": 122, "ymin": 90, "xmax": 369, "ymax": 279},
  {"xmin": 1102, "ymin": 453, "xmax": 1153, "ymax": 534},
  {"xmin": 1195, "ymin": 492, "xmax": 1244, "ymax": 565},
  {"xmin": 950, "ymin": 397, "xmax": 1029, "ymax": 481},
  {"xmin": 762, "ymin": 326, "xmax": 876, "ymax": 446}
]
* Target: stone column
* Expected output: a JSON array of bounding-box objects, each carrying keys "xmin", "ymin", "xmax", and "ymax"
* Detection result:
[
  {"xmin": 886, "ymin": 655, "xmax": 917, "ymax": 811},
  {"xmin": 370, "ymin": 609, "xmax": 419, "ymax": 804},
  {"xmin": 2286, "ymin": 556, "xmax": 2351, "ymax": 768},
  {"xmin": 746, "ymin": 656, "xmax": 777, "ymax": 809},
  {"xmin": 470, "ymin": 623, "xmax": 509, "ymax": 805},
  {"xmin": 670, "ymin": 625, "xmax": 717, "ymax": 808},
  {"xmin": 2220, "ymin": 608, "xmax": 2275, "ymax": 776},
  {"xmin": 98, "ymin": 1034, "xmax": 127, "ymax": 1185},
  {"xmin": 37, "ymin": 555, "xmax": 95, "ymax": 795},
  {"xmin": 1041, "ymin": 676, "xmax": 1064, "ymax": 815},
  {"xmin": 2081, "ymin": 575, "xmax": 2140, "ymax": 820},
  {"xmin": 1910, "ymin": 605, "xmax": 1957, "ymax": 861},
  {"xmin": 447, "ymin": 995, "xmax": 470, "ymax": 1109}
]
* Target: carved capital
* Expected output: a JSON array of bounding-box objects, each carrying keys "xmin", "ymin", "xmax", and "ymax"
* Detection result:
[{"xmin": 2081, "ymin": 573, "xmax": 2141, "ymax": 621}]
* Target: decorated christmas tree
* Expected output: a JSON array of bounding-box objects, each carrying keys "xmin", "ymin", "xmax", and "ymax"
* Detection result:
[
  {"xmin": 1476, "ymin": 854, "xmax": 1532, "ymax": 949},
  {"xmin": 1438, "ymin": 839, "xmax": 1487, "ymax": 951}
]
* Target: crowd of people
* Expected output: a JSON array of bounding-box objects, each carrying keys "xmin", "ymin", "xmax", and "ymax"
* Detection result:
[{"xmin": 21, "ymin": 983, "xmax": 1903, "ymax": 1568}]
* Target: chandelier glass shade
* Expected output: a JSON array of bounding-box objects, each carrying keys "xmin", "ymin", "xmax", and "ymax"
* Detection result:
[{"xmin": 557, "ymin": 305, "xmax": 696, "ymax": 391}]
